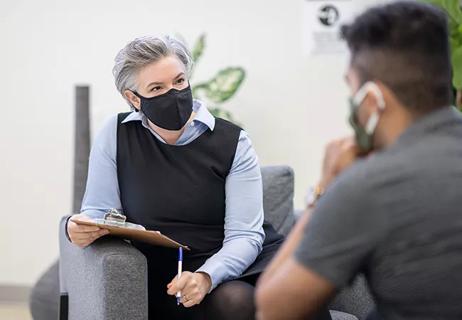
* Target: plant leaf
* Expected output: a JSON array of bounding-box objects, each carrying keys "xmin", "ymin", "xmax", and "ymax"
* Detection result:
[
  {"xmin": 442, "ymin": 0, "xmax": 462, "ymax": 24},
  {"xmin": 452, "ymin": 46, "xmax": 462, "ymax": 89},
  {"xmin": 423, "ymin": 0, "xmax": 462, "ymax": 23},
  {"xmin": 421, "ymin": 0, "xmax": 462, "ymax": 91},
  {"xmin": 192, "ymin": 34, "xmax": 206, "ymax": 63},
  {"xmin": 193, "ymin": 67, "xmax": 246, "ymax": 103}
]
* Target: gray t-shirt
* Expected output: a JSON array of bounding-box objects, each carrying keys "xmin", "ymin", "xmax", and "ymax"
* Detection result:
[{"xmin": 295, "ymin": 107, "xmax": 462, "ymax": 320}]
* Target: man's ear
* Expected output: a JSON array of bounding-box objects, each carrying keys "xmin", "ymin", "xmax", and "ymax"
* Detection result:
[{"xmin": 124, "ymin": 90, "xmax": 141, "ymax": 110}]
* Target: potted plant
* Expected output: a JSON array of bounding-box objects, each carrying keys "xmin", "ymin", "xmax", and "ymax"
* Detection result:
[
  {"xmin": 423, "ymin": 0, "xmax": 462, "ymax": 109},
  {"xmin": 187, "ymin": 34, "xmax": 246, "ymax": 123}
]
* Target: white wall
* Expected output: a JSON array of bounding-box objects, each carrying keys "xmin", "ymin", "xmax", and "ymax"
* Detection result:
[{"xmin": 0, "ymin": 0, "xmax": 380, "ymax": 286}]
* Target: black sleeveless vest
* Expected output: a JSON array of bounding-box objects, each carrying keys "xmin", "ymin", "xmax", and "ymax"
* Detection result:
[
  {"xmin": 117, "ymin": 112, "xmax": 242, "ymax": 263},
  {"xmin": 116, "ymin": 112, "xmax": 283, "ymax": 280}
]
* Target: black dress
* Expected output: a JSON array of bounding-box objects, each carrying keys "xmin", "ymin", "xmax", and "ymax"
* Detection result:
[{"xmin": 116, "ymin": 112, "xmax": 284, "ymax": 319}]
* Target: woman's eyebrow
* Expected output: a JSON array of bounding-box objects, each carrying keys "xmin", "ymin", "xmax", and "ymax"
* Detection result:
[
  {"xmin": 174, "ymin": 72, "xmax": 185, "ymax": 79},
  {"xmin": 146, "ymin": 73, "xmax": 185, "ymax": 89},
  {"xmin": 146, "ymin": 81, "xmax": 164, "ymax": 89}
]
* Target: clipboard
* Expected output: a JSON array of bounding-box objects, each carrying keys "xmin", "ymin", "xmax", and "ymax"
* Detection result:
[{"xmin": 70, "ymin": 212, "xmax": 190, "ymax": 251}]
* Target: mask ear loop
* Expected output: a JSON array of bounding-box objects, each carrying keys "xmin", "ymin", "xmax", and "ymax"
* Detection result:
[
  {"xmin": 351, "ymin": 81, "xmax": 386, "ymax": 135},
  {"xmin": 366, "ymin": 82, "xmax": 386, "ymax": 110},
  {"xmin": 352, "ymin": 82, "xmax": 371, "ymax": 107},
  {"xmin": 353, "ymin": 82, "xmax": 386, "ymax": 109},
  {"xmin": 363, "ymin": 82, "xmax": 386, "ymax": 135},
  {"xmin": 365, "ymin": 111, "xmax": 380, "ymax": 135}
]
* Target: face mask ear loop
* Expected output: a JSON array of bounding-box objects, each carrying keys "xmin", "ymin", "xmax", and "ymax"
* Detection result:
[
  {"xmin": 352, "ymin": 82, "xmax": 372, "ymax": 107},
  {"xmin": 354, "ymin": 82, "xmax": 386, "ymax": 110},
  {"xmin": 365, "ymin": 111, "xmax": 380, "ymax": 135},
  {"xmin": 365, "ymin": 83, "xmax": 386, "ymax": 136},
  {"xmin": 367, "ymin": 83, "xmax": 386, "ymax": 111},
  {"xmin": 352, "ymin": 82, "xmax": 386, "ymax": 136}
]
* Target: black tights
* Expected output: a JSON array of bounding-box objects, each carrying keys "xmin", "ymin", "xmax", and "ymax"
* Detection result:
[
  {"xmin": 150, "ymin": 275, "xmax": 332, "ymax": 320},
  {"xmin": 202, "ymin": 279, "xmax": 256, "ymax": 320},
  {"xmin": 149, "ymin": 278, "xmax": 256, "ymax": 320}
]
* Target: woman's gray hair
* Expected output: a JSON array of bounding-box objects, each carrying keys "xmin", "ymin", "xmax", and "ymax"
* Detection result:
[{"xmin": 112, "ymin": 35, "xmax": 193, "ymax": 103}]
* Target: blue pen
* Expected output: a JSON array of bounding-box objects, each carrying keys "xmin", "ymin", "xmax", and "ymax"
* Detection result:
[{"xmin": 176, "ymin": 247, "xmax": 183, "ymax": 305}]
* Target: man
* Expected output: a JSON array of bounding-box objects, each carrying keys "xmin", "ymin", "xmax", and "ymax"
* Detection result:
[{"xmin": 256, "ymin": 1, "xmax": 462, "ymax": 320}]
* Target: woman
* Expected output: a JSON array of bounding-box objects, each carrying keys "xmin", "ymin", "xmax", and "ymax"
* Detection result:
[{"xmin": 66, "ymin": 35, "xmax": 283, "ymax": 320}]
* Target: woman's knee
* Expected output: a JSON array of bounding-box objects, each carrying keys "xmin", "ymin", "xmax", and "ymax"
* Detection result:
[{"xmin": 205, "ymin": 280, "xmax": 256, "ymax": 319}]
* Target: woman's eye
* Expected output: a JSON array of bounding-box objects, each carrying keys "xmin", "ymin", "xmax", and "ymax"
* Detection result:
[
  {"xmin": 151, "ymin": 86, "xmax": 162, "ymax": 92},
  {"xmin": 176, "ymin": 78, "xmax": 185, "ymax": 84}
]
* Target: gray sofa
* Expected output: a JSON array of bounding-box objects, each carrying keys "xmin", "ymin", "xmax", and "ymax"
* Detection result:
[{"xmin": 31, "ymin": 165, "xmax": 374, "ymax": 319}]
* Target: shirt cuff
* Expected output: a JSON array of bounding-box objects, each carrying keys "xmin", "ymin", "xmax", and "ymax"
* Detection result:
[{"xmin": 196, "ymin": 260, "xmax": 228, "ymax": 292}]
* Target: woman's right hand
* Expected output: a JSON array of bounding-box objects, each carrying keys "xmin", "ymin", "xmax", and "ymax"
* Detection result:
[{"xmin": 67, "ymin": 213, "xmax": 109, "ymax": 248}]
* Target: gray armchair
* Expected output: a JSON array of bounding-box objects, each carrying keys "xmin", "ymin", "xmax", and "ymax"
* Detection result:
[
  {"xmin": 32, "ymin": 165, "xmax": 373, "ymax": 320},
  {"xmin": 58, "ymin": 166, "xmax": 298, "ymax": 319}
]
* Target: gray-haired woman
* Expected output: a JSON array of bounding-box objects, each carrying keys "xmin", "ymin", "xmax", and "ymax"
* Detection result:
[{"xmin": 66, "ymin": 35, "xmax": 284, "ymax": 320}]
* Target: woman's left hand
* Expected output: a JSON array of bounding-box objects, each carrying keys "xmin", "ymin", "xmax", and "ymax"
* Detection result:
[{"xmin": 167, "ymin": 271, "xmax": 212, "ymax": 307}]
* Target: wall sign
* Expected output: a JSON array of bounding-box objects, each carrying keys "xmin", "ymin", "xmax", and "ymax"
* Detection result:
[{"xmin": 303, "ymin": 0, "xmax": 358, "ymax": 55}]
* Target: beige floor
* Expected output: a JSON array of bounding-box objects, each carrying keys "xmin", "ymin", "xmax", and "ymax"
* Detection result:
[{"xmin": 0, "ymin": 303, "xmax": 31, "ymax": 320}]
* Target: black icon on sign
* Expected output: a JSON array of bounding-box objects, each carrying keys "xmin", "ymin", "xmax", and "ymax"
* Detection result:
[{"xmin": 318, "ymin": 5, "xmax": 340, "ymax": 26}]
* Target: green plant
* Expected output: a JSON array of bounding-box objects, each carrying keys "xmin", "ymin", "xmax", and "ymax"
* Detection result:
[
  {"xmin": 188, "ymin": 34, "xmax": 246, "ymax": 123},
  {"xmin": 422, "ymin": 0, "xmax": 462, "ymax": 109}
]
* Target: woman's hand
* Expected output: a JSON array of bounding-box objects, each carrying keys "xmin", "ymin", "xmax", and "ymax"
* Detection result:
[
  {"xmin": 167, "ymin": 271, "xmax": 212, "ymax": 308},
  {"xmin": 67, "ymin": 213, "xmax": 109, "ymax": 248}
]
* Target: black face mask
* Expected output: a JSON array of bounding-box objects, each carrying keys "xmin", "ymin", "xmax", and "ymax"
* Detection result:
[{"xmin": 133, "ymin": 86, "xmax": 193, "ymax": 130}]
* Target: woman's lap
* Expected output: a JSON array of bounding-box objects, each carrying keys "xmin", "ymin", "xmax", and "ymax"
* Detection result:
[
  {"xmin": 148, "ymin": 274, "xmax": 332, "ymax": 320},
  {"xmin": 148, "ymin": 278, "xmax": 256, "ymax": 320}
]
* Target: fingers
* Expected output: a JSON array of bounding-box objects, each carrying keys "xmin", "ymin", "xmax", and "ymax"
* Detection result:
[
  {"xmin": 71, "ymin": 231, "xmax": 109, "ymax": 248},
  {"xmin": 71, "ymin": 224, "xmax": 101, "ymax": 233},
  {"xmin": 181, "ymin": 292, "xmax": 202, "ymax": 308},
  {"xmin": 73, "ymin": 229, "xmax": 109, "ymax": 241},
  {"xmin": 166, "ymin": 272, "xmax": 207, "ymax": 308},
  {"xmin": 73, "ymin": 240, "xmax": 92, "ymax": 248},
  {"xmin": 166, "ymin": 277, "xmax": 177, "ymax": 295},
  {"xmin": 68, "ymin": 214, "xmax": 106, "ymax": 243},
  {"xmin": 69, "ymin": 215, "xmax": 100, "ymax": 233},
  {"xmin": 70, "ymin": 213, "xmax": 94, "ymax": 223},
  {"xmin": 72, "ymin": 231, "xmax": 107, "ymax": 243},
  {"xmin": 69, "ymin": 225, "xmax": 109, "ymax": 248},
  {"xmin": 180, "ymin": 289, "xmax": 202, "ymax": 308},
  {"xmin": 167, "ymin": 272, "xmax": 191, "ymax": 295}
]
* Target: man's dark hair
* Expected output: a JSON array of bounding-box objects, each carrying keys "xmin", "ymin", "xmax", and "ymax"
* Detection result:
[{"xmin": 341, "ymin": 1, "xmax": 452, "ymax": 114}]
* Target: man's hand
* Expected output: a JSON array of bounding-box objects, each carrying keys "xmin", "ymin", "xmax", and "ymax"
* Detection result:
[
  {"xmin": 67, "ymin": 213, "xmax": 109, "ymax": 248},
  {"xmin": 319, "ymin": 137, "xmax": 361, "ymax": 189},
  {"xmin": 167, "ymin": 271, "xmax": 212, "ymax": 308}
]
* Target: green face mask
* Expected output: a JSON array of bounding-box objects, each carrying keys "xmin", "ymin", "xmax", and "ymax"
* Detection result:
[
  {"xmin": 349, "ymin": 98, "xmax": 373, "ymax": 152},
  {"xmin": 348, "ymin": 82, "xmax": 386, "ymax": 153}
]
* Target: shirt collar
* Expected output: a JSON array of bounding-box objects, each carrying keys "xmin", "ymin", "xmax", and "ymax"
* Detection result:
[{"xmin": 121, "ymin": 99, "xmax": 216, "ymax": 131}]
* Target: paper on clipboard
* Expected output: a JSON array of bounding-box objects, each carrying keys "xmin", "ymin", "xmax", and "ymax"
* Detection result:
[{"xmin": 70, "ymin": 218, "xmax": 190, "ymax": 251}]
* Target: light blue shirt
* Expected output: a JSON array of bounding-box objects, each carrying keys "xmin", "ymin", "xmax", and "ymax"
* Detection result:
[{"xmin": 81, "ymin": 100, "xmax": 265, "ymax": 290}]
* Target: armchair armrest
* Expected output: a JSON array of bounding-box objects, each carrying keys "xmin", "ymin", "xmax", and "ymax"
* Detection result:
[{"xmin": 59, "ymin": 216, "xmax": 148, "ymax": 320}]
